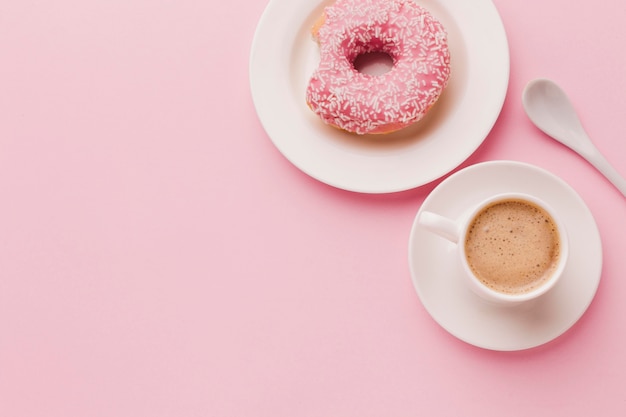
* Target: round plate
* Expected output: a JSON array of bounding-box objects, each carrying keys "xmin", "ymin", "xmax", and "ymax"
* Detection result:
[
  {"xmin": 249, "ymin": 0, "xmax": 509, "ymax": 193},
  {"xmin": 408, "ymin": 161, "xmax": 603, "ymax": 351}
]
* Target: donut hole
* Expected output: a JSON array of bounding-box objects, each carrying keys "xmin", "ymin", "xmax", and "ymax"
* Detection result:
[{"xmin": 352, "ymin": 51, "xmax": 394, "ymax": 76}]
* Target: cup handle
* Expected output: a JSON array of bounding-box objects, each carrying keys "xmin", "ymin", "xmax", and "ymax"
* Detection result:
[{"xmin": 417, "ymin": 211, "xmax": 461, "ymax": 243}]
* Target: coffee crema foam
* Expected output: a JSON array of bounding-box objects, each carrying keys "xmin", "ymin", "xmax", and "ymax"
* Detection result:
[{"xmin": 464, "ymin": 199, "xmax": 561, "ymax": 295}]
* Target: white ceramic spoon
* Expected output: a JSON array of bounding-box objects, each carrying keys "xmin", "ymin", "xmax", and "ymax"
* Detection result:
[{"xmin": 522, "ymin": 78, "xmax": 626, "ymax": 197}]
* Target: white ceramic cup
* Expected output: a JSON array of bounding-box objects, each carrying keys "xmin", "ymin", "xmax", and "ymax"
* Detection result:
[{"xmin": 417, "ymin": 193, "xmax": 569, "ymax": 305}]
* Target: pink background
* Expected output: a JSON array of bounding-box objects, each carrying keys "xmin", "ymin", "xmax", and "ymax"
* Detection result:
[{"xmin": 1, "ymin": 0, "xmax": 626, "ymax": 415}]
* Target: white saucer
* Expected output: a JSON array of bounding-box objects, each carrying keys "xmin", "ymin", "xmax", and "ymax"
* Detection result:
[
  {"xmin": 408, "ymin": 161, "xmax": 602, "ymax": 351},
  {"xmin": 249, "ymin": 0, "xmax": 509, "ymax": 193}
]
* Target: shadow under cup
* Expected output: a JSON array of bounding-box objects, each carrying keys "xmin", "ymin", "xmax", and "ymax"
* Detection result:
[{"xmin": 459, "ymin": 193, "xmax": 569, "ymax": 305}]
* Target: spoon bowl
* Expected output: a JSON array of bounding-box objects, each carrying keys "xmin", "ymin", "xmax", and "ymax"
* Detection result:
[{"xmin": 522, "ymin": 78, "xmax": 626, "ymax": 198}]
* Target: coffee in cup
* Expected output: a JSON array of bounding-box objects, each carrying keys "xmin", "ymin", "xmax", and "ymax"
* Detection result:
[
  {"xmin": 417, "ymin": 192, "xmax": 568, "ymax": 304},
  {"xmin": 464, "ymin": 198, "xmax": 562, "ymax": 296}
]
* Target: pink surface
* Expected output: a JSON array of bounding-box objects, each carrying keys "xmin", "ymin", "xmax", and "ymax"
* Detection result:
[{"xmin": 1, "ymin": 0, "xmax": 625, "ymax": 416}]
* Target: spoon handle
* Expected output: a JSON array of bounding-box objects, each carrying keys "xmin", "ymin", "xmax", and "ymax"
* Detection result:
[{"xmin": 584, "ymin": 146, "xmax": 626, "ymax": 198}]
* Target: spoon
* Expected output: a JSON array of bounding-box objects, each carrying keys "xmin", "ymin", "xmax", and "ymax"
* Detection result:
[{"xmin": 522, "ymin": 78, "xmax": 626, "ymax": 198}]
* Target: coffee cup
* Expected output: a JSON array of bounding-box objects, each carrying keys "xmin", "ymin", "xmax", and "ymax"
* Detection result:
[{"xmin": 417, "ymin": 193, "xmax": 568, "ymax": 305}]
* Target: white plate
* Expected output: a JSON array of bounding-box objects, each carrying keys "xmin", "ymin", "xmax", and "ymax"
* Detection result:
[
  {"xmin": 249, "ymin": 0, "xmax": 509, "ymax": 193},
  {"xmin": 408, "ymin": 161, "xmax": 603, "ymax": 351}
]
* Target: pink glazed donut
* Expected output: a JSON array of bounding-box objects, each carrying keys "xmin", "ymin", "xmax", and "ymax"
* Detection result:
[{"xmin": 305, "ymin": 0, "xmax": 451, "ymax": 135}]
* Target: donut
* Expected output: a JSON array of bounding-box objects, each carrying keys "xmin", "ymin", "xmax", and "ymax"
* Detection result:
[{"xmin": 305, "ymin": 0, "xmax": 451, "ymax": 135}]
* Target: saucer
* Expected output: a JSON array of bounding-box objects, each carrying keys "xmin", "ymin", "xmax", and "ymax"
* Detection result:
[{"xmin": 408, "ymin": 161, "xmax": 602, "ymax": 351}]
